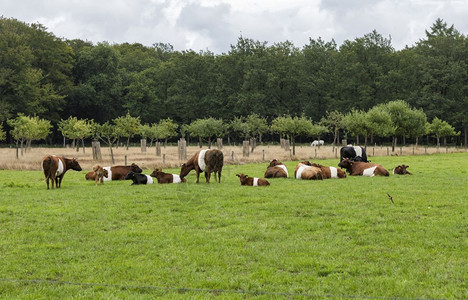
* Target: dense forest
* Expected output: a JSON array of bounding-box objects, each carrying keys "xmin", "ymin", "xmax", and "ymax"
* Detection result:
[{"xmin": 0, "ymin": 17, "xmax": 467, "ymax": 145}]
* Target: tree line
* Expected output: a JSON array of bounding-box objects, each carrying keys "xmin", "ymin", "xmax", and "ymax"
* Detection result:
[{"xmin": 0, "ymin": 17, "xmax": 466, "ymax": 146}]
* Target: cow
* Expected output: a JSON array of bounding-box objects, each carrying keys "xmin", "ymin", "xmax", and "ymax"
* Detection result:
[
  {"xmin": 42, "ymin": 155, "xmax": 82, "ymax": 189},
  {"xmin": 150, "ymin": 168, "xmax": 186, "ymax": 184},
  {"xmin": 393, "ymin": 165, "xmax": 412, "ymax": 175},
  {"xmin": 236, "ymin": 174, "xmax": 270, "ymax": 186},
  {"xmin": 294, "ymin": 161, "xmax": 323, "ymax": 180},
  {"xmin": 340, "ymin": 146, "xmax": 369, "ymax": 163},
  {"xmin": 93, "ymin": 165, "xmax": 108, "ymax": 186},
  {"xmin": 338, "ymin": 158, "xmax": 389, "ymax": 177},
  {"xmin": 311, "ymin": 140, "xmax": 324, "ymax": 147},
  {"xmin": 264, "ymin": 159, "xmax": 288, "ymax": 178},
  {"xmin": 124, "ymin": 172, "xmax": 154, "ymax": 185},
  {"xmin": 85, "ymin": 163, "xmax": 143, "ymax": 181},
  {"xmin": 309, "ymin": 162, "xmax": 347, "ymax": 179},
  {"xmin": 180, "ymin": 149, "xmax": 224, "ymax": 183}
]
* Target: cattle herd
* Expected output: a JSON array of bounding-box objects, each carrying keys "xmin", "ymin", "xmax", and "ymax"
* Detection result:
[{"xmin": 41, "ymin": 146, "xmax": 412, "ymax": 189}]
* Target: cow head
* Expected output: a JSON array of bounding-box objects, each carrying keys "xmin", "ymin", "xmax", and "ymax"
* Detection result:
[
  {"xmin": 150, "ymin": 168, "xmax": 163, "ymax": 178},
  {"xmin": 103, "ymin": 169, "xmax": 109, "ymax": 178},
  {"xmin": 70, "ymin": 158, "xmax": 82, "ymax": 171},
  {"xmin": 236, "ymin": 173, "xmax": 248, "ymax": 184},
  {"xmin": 268, "ymin": 159, "xmax": 282, "ymax": 168},
  {"xmin": 394, "ymin": 164, "xmax": 411, "ymax": 175},
  {"xmin": 130, "ymin": 163, "xmax": 143, "ymax": 173},
  {"xmin": 180, "ymin": 163, "xmax": 191, "ymax": 178},
  {"xmin": 300, "ymin": 161, "xmax": 312, "ymax": 166},
  {"xmin": 338, "ymin": 158, "xmax": 352, "ymax": 169},
  {"xmin": 124, "ymin": 172, "xmax": 135, "ymax": 180}
]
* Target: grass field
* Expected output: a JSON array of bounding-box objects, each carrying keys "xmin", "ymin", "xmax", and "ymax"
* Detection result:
[{"xmin": 0, "ymin": 153, "xmax": 467, "ymax": 298}]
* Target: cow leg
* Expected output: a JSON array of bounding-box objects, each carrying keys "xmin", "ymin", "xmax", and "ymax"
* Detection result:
[
  {"xmin": 51, "ymin": 175, "xmax": 56, "ymax": 189},
  {"xmin": 46, "ymin": 176, "xmax": 50, "ymax": 190},
  {"xmin": 58, "ymin": 175, "xmax": 63, "ymax": 188},
  {"xmin": 195, "ymin": 170, "xmax": 200, "ymax": 183},
  {"xmin": 218, "ymin": 170, "xmax": 222, "ymax": 183},
  {"xmin": 205, "ymin": 171, "xmax": 210, "ymax": 184}
]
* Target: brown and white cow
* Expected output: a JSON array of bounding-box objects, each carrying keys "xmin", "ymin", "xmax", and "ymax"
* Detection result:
[
  {"xmin": 264, "ymin": 159, "xmax": 289, "ymax": 178},
  {"xmin": 93, "ymin": 165, "xmax": 108, "ymax": 186},
  {"xmin": 236, "ymin": 174, "xmax": 270, "ymax": 186},
  {"xmin": 310, "ymin": 162, "xmax": 346, "ymax": 179},
  {"xmin": 85, "ymin": 163, "xmax": 143, "ymax": 181},
  {"xmin": 180, "ymin": 149, "xmax": 223, "ymax": 183},
  {"xmin": 393, "ymin": 164, "xmax": 412, "ymax": 175},
  {"xmin": 338, "ymin": 158, "xmax": 389, "ymax": 177},
  {"xmin": 150, "ymin": 168, "xmax": 186, "ymax": 184},
  {"xmin": 42, "ymin": 155, "xmax": 82, "ymax": 189},
  {"xmin": 294, "ymin": 161, "xmax": 323, "ymax": 180}
]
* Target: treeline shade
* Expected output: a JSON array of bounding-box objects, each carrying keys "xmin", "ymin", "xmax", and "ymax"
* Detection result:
[{"xmin": 1, "ymin": 17, "xmax": 467, "ymax": 144}]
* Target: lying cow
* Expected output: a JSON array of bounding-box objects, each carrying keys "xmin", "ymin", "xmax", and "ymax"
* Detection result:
[
  {"xmin": 124, "ymin": 172, "xmax": 154, "ymax": 185},
  {"xmin": 340, "ymin": 146, "xmax": 369, "ymax": 162},
  {"xmin": 180, "ymin": 149, "xmax": 224, "ymax": 183},
  {"xmin": 393, "ymin": 165, "xmax": 412, "ymax": 175},
  {"xmin": 264, "ymin": 159, "xmax": 288, "ymax": 178},
  {"xmin": 310, "ymin": 162, "xmax": 346, "ymax": 179},
  {"xmin": 338, "ymin": 158, "xmax": 389, "ymax": 177},
  {"xmin": 294, "ymin": 161, "xmax": 323, "ymax": 180},
  {"xmin": 150, "ymin": 168, "xmax": 186, "ymax": 184},
  {"xmin": 85, "ymin": 163, "xmax": 143, "ymax": 181},
  {"xmin": 311, "ymin": 140, "xmax": 324, "ymax": 147},
  {"xmin": 42, "ymin": 155, "xmax": 82, "ymax": 189},
  {"xmin": 236, "ymin": 174, "xmax": 270, "ymax": 186}
]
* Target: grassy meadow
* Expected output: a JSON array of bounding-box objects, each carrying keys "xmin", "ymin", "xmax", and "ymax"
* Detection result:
[{"xmin": 0, "ymin": 153, "xmax": 467, "ymax": 298}]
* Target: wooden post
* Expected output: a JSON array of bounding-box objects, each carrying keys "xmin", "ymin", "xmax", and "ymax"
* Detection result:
[
  {"xmin": 372, "ymin": 147, "xmax": 375, "ymax": 156},
  {"xmin": 400, "ymin": 146, "xmax": 402, "ymax": 156},
  {"xmin": 156, "ymin": 142, "xmax": 161, "ymax": 157},
  {"xmin": 163, "ymin": 154, "xmax": 166, "ymax": 165},
  {"xmin": 342, "ymin": 139, "xmax": 347, "ymax": 146},
  {"xmin": 425, "ymin": 146, "xmax": 427, "ymax": 154},
  {"xmin": 412, "ymin": 145, "xmax": 415, "ymax": 155},
  {"xmin": 140, "ymin": 139, "xmax": 147, "ymax": 153},
  {"xmin": 315, "ymin": 148, "xmax": 317, "ymax": 158},
  {"xmin": 335, "ymin": 148, "xmax": 338, "ymax": 158},
  {"xmin": 262, "ymin": 149, "xmax": 265, "ymax": 161},
  {"xmin": 231, "ymin": 151, "xmax": 234, "ymax": 162},
  {"xmin": 178, "ymin": 138, "xmax": 187, "ymax": 161},
  {"xmin": 284, "ymin": 140, "xmax": 290, "ymax": 152},
  {"xmin": 217, "ymin": 138, "xmax": 223, "ymax": 149},
  {"xmin": 92, "ymin": 140, "xmax": 102, "ymax": 161},
  {"xmin": 243, "ymin": 140, "xmax": 249, "ymax": 157},
  {"xmin": 387, "ymin": 147, "xmax": 389, "ymax": 156},
  {"xmin": 289, "ymin": 149, "xmax": 292, "ymax": 160},
  {"xmin": 124, "ymin": 155, "xmax": 127, "ymax": 166}
]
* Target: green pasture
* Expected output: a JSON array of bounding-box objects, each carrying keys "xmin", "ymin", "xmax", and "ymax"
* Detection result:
[{"xmin": 0, "ymin": 153, "xmax": 467, "ymax": 298}]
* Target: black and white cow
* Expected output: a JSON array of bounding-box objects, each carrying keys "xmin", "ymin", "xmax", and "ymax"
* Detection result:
[
  {"xmin": 340, "ymin": 146, "xmax": 369, "ymax": 163},
  {"xmin": 124, "ymin": 172, "xmax": 154, "ymax": 185}
]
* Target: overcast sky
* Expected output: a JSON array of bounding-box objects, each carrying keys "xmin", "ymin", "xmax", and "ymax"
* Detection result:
[{"xmin": 2, "ymin": 0, "xmax": 467, "ymax": 53}]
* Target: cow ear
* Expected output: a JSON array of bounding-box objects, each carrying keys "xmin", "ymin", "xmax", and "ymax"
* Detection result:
[{"xmin": 236, "ymin": 174, "xmax": 240, "ymax": 177}]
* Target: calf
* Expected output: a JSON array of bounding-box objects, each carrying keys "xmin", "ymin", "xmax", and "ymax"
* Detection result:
[
  {"xmin": 264, "ymin": 159, "xmax": 288, "ymax": 178},
  {"xmin": 310, "ymin": 162, "xmax": 346, "ymax": 179},
  {"xmin": 85, "ymin": 163, "xmax": 143, "ymax": 181},
  {"xmin": 294, "ymin": 161, "xmax": 323, "ymax": 180},
  {"xmin": 338, "ymin": 158, "xmax": 389, "ymax": 177},
  {"xmin": 236, "ymin": 174, "xmax": 270, "ymax": 186},
  {"xmin": 42, "ymin": 155, "xmax": 82, "ymax": 189},
  {"xmin": 393, "ymin": 165, "xmax": 412, "ymax": 175},
  {"xmin": 124, "ymin": 172, "xmax": 154, "ymax": 185},
  {"xmin": 93, "ymin": 165, "xmax": 108, "ymax": 186},
  {"xmin": 150, "ymin": 168, "xmax": 186, "ymax": 184}
]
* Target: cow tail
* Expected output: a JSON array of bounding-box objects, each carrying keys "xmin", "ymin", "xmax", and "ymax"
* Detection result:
[
  {"xmin": 42, "ymin": 156, "xmax": 52, "ymax": 178},
  {"xmin": 215, "ymin": 151, "xmax": 224, "ymax": 170}
]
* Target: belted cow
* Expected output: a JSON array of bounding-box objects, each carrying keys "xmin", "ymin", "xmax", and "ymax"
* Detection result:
[
  {"xmin": 393, "ymin": 165, "xmax": 412, "ymax": 175},
  {"xmin": 236, "ymin": 174, "xmax": 270, "ymax": 186},
  {"xmin": 42, "ymin": 155, "xmax": 82, "ymax": 189},
  {"xmin": 150, "ymin": 169, "xmax": 186, "ymax": 184},
  {"xmin": 310, "ymin": 162, "xmax": 346, "ymax": 179},
  {"xmin": 125, "ymin": 172, "xmax": 154, "ymax": 185},
  {"xmin": 85, "ymin": 163, "xmax": 143, "ymax": 181},
  {"xmin": 340, "ymin": 146, "xmax": 369, "ymax": 162},
  {"xmin": 294, "ymin": 161, "xmax": 323, "ymax": 180},
  {"xmin": 338, "ymin": 158, "xmax": 389, "ymax": 177},
  {"xmin": 264, "ymin": 159, "xmax": 289, "ymax": 178},
  {"xmin": 180, "ymin": 149, "xmax": 223, "ymax": 183}
]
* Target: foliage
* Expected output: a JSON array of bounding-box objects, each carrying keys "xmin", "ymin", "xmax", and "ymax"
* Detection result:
[
  {"xmin": 185, "ymin": 118, "xmax": 224, "ymax": 146},
  {"xmin": 114, "ymin": 113, "xmax": 141, "ymax": 149},
  {"xmin": 427, "ymin": 117, "xmax": 459, "ymax": 146},
  {"xmin": 7, "ymin": 114, "xmax": 52, "ymax": 153},
  {"xmin": 271, "ymin": 115, "xmax": 314, "ymax": 154},
  {"xmin": 0, "ymin": 123, "xmax": 5, "ymax": 141}
]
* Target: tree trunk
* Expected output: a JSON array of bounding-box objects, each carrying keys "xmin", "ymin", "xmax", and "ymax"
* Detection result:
[
  {"xmin": 356, "ymin": 135, "xmax": 360, "ymax": 145},
  {"xmin": 164, "ymin": 138, "xmax": 167, "ymax": 148},
  {"xmin": 110, "ymin": 145, "xmax": 115, "ymax": 164},
  {"xmin": 82, "ymin": 139, "xmax": 85, "ymax": 153},
  {"xmin": 436, "ymin": 136, "xmax": 440, "ymax": 148},
  {"xmin": 443, "ymin": 136, "xmax": 447, "ymax": 146},
  {"xmin": 464, "ymin": 124, "xmax": 467, "ymax": 148},
  {"xmin": 199, "ymin": 137, "xmax": 202, "ymax": 148},
  {"xmin": 63, "ymin": 136, "xmax": 66, "ymax": 148},
  {"xmin": 416, "ymin": 137, "xmax": 419, "ymax": 148},
  {"xmin": 364, "ymin": 135, "xmax": 368, "ymax": 148},
  {"xmin": 292, "ymin": 136, "xmax": 296, "ymax": 155},
  {"xmin": 126, "ymin": 137, "xmax": 130, "ymax": 150},
  {"xmin": 392, "ymin": 136, "xmax": 397, "ymax": 152},
  {"xmin": 403, "ymin": 136, "xmax": 406, "ymax": 145},
  {"xmin": 20, "ymin": 140, "xmax": 24, "ymax": 156}
]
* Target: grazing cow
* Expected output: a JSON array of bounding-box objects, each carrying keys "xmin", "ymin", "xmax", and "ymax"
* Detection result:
[
  {"xmin": 93, "ymin": 165, "xmax": 108, "ymax": 186},
  {"xmin": 236, "ymin": 174, "xmax": 270, "ymax": 186},
  {"xmin": 294, "ymin": 161, "xmax": 323, "ymax": 180},
  {"xmin": 311, "ymin": 140, "xmax": 325, "ymax": 147},
  {"xmin": 338, "ymin": 158, "xmax": 389, "ymax": 177},
  {"xmin": 124, "ymin": 172, "xmax": 154, "ymax": 185},
  {"xmin": 180, "ymin": 149, "xmax": 224, "ymax": 183},
  {"xmin": 393, "ymin": 165, "xmax": 412, "ymax": 175},
  {"xmin": 42, "ymin": 155, "xmax": 82, "ymax": 189},
  {"xmin": 85, "ymin": 163, "xmax": 143, "ymax": 181},
  {"xmin": 340, "ymin": 146, "xmax": 369, "ymax": 162},
  {"xmin": 310, "ymin": 162, "xmax": 346, "ymax": 179},
  {"xmin": 150, "ymin": 168, "xmax": 186, "ymax": 184},
  {"xmin": 264, "ymin": 159, "xmax": 289, "ymax": 178}
]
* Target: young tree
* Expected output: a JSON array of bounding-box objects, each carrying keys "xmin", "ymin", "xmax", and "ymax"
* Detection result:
[
  {"xmin": 381, "ymin": 100, "xmax": 415, "ymax": 151},
  {"xmin": 8, "ymin": 114, "xmax": 51, "ymax": 157},
  {"xmin": 320, "ymin": 111, "xmax": 344, "ymax": 150},
  {"xmin": 59, "ymin": 117, "xmax": 93, "ymax": 152},
  {"xmin": 366, "ymin": 105, "xmax": 396, "ymax": 142},
  {"xmin": 271, "ymin": 115, "xmax": 314, "ymax": 155},
  {"xmin": 341, "ymin": 109, "xmax": 370, "ymax": 146},
  {"xmin": 94, "ymin": 121, "xmax": 119, "ymax": 164},
  {"xmin": 427, "ymin": 117, "xmax": 459, "ymax": 147},
  {"xmin": 186, "ymin": 118, "xmax": 224, "ymax": 148},
  {"xmin": 114, "ymin": 113, "xmax": 141, "ymax": 149},
  {"xmin": 157, "ymin": 118, "xmax": 178, "ymax": 146}
]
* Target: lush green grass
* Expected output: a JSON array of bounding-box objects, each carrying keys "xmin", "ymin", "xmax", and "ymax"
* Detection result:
[{"xmin": 0, "ymin": 153, "xmax": 467, "ymax": 298}]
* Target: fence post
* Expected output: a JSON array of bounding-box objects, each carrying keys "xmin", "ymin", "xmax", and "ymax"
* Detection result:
[
  {"xmin": 156, "ymin": 142, "xmax": 161, "ymax": 157},
  {"xmin": 284, "ymin": 140, "xmax": 290, "ymax": 152},
  {"xmin": 387, "ymin": 147, "xmax": 389, "ymax": 156},
  {"xmin": 262, "ymin": 149, "xmax": 265, "ymax": 161},
  {"xmin": 217, "ymin": 138, "xmax": 223, "ymax": 149},
  {"xmin": 178, "ymin": 138, "xmax": 187, "ymax": 161},
  {"xmin": 243, "ymin": 141, "xmax": 250, "ymax": 157},
  {"xmin": 124, "ymin": 155, "xmax": 127, "ymax": 166},
  {"xmin": 231, "ymin": 151, "xmax": 234, "ymax": 162},
  {"xmin": 92, "ymin": 140, "xmax": 102, "ymax": 161}
]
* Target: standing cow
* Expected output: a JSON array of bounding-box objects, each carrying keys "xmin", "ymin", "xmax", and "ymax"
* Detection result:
[
  {"xmin": 340, "ymin": 146, "xmax": 369, "ymax": 162},
  {"xmin": 264, "ymin": 159, "xmax": 288, "ymax": 178},
  {"xmin": 338, "ymin": 158, "xmax": 389, "ymax": 177},
  {"xmin": 180, "ymin": 149, "xmax": 224, "ymax": 183},
  {"xmin": 42, "ymin": 155, "xmax": 82, "ymax": 189}
]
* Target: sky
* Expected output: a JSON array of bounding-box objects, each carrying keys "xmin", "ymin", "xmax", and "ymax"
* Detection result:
[{"xmin": 2, "ymin": 0, "xmax": 467, "ymax": 53}]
